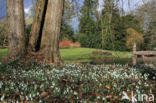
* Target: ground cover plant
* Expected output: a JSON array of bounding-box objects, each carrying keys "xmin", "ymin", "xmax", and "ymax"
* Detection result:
[{"xmin": 0, "ymin": 60, "xmax": 155, "ymax": 102}]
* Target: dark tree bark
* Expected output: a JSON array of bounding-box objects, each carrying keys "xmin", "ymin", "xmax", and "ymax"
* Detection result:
[
  {"xmin": 40, "ymin": 0, "xmax": 64, "ymax": 63},
  {"xmin": 6, "ymin": 0, "xmax": 26, "ymax": 60},
  {"xmin": 28, "ymin": 0, "xmax": 47, "ymax": 51}
]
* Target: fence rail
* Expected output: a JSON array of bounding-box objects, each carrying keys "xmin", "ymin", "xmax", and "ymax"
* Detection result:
[
  {"xmin": 133, "ymin": 44, "xmax": 156, "ymax": 65},
  {"xmin": 134, "ymin": 51, "xmax": 156, "ymax": 55}
]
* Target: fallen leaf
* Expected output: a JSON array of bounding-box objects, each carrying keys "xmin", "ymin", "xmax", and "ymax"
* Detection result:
[
  {"xmin": 150, "ymin": 89, "xmax": 152, "ymax": 93},
  {"xmin": 80, "ymin": 84, "xmax": 84, "ymax": 88},
  {"xmin": 109, "ymin": 95, "xmax": 112, "ymax": 99},
  {"xmin": 40, "ymin": 92, "xmax": 47, "ymax": 97},
  {"xmin": 114, "ymin": 96, "xmax": 119, "ymax": 99},
  {"xmin": 19, "ymin": 95, "xmax": 24, "ymax": 101},
  {"xmin": 24, "ymin": 101, "xmax": 27, "ymax": 103},
  {"xmin": 106, "ymin": 85, "xmax": 111, "ymax": 89},
  {"xmin": 62, "ymin": 79, "xmax": 68, "ymax": 82},
  {"xmin": 79, "ymin": 92, "xmax": 83, "ymax": 96},
  {"xmin": 1, "ymin": 76, "xmax": 5, "ymax": 79}
]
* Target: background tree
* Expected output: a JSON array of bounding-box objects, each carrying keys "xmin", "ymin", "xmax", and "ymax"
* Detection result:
[
  {"xmin": 144, "ymin": 21, "xmax": 156, "ymax": 50},
  {"xmin": 78, "ymin": 0, "xmax": 99, "ymax": 48},
  {"xmin": 60, "ymin": 0, "xmax": 77, "ymax": 42},
  {"xmin": 101, "ymin": 0, "xmax": 122, "ymax": 50},
  {"xmin": 63, "ymin": 0, "xmax": 76, "ymax": 23},
  {"xmin": 60, "ymin": 22, "xmax": 75, "ymax": 41},
  {"xmin": 6, "ymin": 0, "xmax": 26, "ymax": 60},
  {"xmin": 114, "ymin": 14, "xmax": 143, "ymax": 51},
  {"xmin": 121, "ymin": 14, "xmax": 142, "ymax": 33},
  {"xmin": 126, "ymin": 28, "xmax": 144, "ymax": 50},
  {"xmin": 136, "ymin": 0, "xmax": 156, "ymax": 50}
]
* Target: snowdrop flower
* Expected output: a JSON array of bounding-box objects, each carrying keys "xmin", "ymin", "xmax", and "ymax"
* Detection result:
[
  {"xmin": 0, "ymin": 81, "xmax": 3, "ymax": 88},
  {"xmin": 29, "ymin": 94, "xmax": 32, "ymax": 99},
  {"xmin": 136, "ymin": 89, "xmax": 141, "ymax": 94},
  {"xmin": 97, "ymin": 96, "xmax": 100, "ymax": 99},
  {"xmin": 0, "ymin": 95, "xmax": 5, "ymax": 101},
  {"xmin": 102, "ymin": 97, "xmax": 106, "ymax": 100},
  {"xmin": 26, "ymin": 96, "xmax": 29, "ymax": 101},
  {"xmin": 37, "ymin": 92, "xmax": 39, "ymax": 96},
  {"xmin": 74, "ymin": 91, "xmax": 78, "ymax": 95},
  {"xmin": 136, "ymin": 85, "xmax": 139, "ymax": 89},
  {"xmin": 39, "ymin": 100, "xmax": 42, "ymax": 103}
]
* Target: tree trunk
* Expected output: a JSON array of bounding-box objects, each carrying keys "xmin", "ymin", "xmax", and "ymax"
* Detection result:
[
  {"xmin": 40, "ymin": 0, "xmax": 64, "ymax": 63},
  {"xmin": 28, "ymin": 0, "xmax": 48, "ymax": 51},
  {"xmin": 6, "ymin": 0, "xmax": 26, "ymax": 60}
]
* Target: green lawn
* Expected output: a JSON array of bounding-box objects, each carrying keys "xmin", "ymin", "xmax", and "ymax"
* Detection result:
[
  {"xmin": 0, "ymin": 48, "xmax": 8, "ymax": 57},
  {"xmin": 0, "ymin": 48, "xmax": 132, "ymax": 63},
  {"xmin": 61, "ymin": 48, "xmax": 132, "ymax": 62}
]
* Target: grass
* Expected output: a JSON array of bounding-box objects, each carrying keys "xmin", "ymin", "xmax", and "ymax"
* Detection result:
[
  {"xmin": 61, "ymin": 48, "xmax": 132, "ymax": 59},
  {"xmin": 0, "ymin": 48, "xmax": 132, "ymax": 62},
  {"xmin": 0, "ymin": 48, "xmax": 8, "ymax": 57}
]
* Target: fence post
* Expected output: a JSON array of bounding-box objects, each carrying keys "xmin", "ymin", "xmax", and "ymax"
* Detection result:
[{"xmin": 133, "ymin": 43, "xmax": 137, "ymax": 65}]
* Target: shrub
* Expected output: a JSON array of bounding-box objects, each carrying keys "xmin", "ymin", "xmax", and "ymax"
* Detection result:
[
  {"xmin": 126, "ymin": 28, "xmax": 144, "ymax": 50},
  {"xmin": 76, "ymin": 33, "xmax": 89, "ymax": 47},
  {"xmin": 59, "ymin": 39, "xmax": 81, "ymax": 49}
]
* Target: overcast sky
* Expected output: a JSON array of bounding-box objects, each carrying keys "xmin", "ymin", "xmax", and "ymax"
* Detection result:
[
  {"xmin": 0, "ymin": 0, "xmax": 34, "ymax": 19},
  {"xmin": 0, "ymin": 0, "xmax": 146, "ymax": 31}
]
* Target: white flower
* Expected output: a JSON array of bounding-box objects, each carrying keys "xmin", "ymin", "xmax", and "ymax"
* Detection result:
[
  {"xmin": 0, "ymin": 82, "xmax": 3, "ymax": 88},
  {"xmin": 74, "ymin": 91, "xmax": 78, "ymax": 95},
  {"xmin": 0, "ymin": 94, "xmax": 5, "ymax": 101},
  {"xmin": 39, "ymin": 100, "xmax": 42, "ymax": 103},
  {"xmin": 26, "ymin": 96, "xmax": 29, "ymax": 100},
  {"xmin": 102, "ymin": 97, "xmax": 106, "ymax": 100},
  {"xmin": 97, "ymin": 96, "xmax": 100, "ymax": 99}
]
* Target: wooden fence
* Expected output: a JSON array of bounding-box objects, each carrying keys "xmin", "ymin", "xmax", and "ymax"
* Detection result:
[{"xmin": 133, "ymin": 44, "xmax": 156, "ymax": 65}]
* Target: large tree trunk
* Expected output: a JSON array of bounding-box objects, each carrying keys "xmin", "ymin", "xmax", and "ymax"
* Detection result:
[
  {"xmin": 40, "ymin": 0, "xmax": 64, "ymax": 63},
  {"xmin": 28, "ymin": 0, "xmax": 48, "ymax": 51},
  {"xmin": 6, "ymin": 0, "xmax": 26, "ymax": 60}
]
